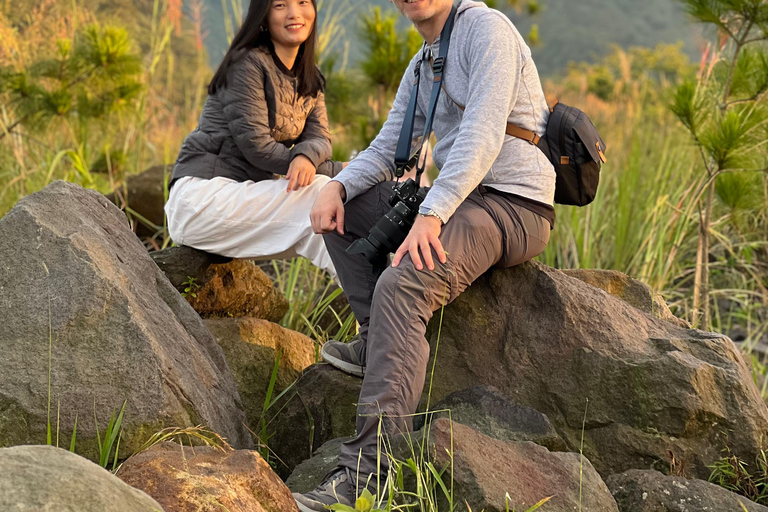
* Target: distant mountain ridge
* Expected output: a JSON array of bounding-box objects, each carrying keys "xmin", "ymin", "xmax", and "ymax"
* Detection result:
[{"xmin": 202, "ymin": 0, "xmax": 703, "ymax": 76}]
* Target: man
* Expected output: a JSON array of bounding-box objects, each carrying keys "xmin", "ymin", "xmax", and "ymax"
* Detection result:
[{"xmin": 294, "ymin": 0, "xmax": 556, "ymax": 510}]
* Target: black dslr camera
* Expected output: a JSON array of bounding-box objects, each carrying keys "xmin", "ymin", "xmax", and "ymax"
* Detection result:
[{"xmin": 346, "ymin": 175, "xmax": 427, "ymax": 266}]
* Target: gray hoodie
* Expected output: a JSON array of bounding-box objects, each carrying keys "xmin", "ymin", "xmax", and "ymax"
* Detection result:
[{"xmin": 333, "ymin": 0, "xmax": 556, "ymax": 223}]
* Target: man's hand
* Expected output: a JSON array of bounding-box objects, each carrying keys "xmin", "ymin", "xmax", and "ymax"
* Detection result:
[
  {"xmin": 392, "ymin": 215, "xmax": 446, "ymax": 271},
  {"xmin": 310, "ymin": 181, "xmax": 347, "ymax": 235},
  {"xmin": 285, "ymin": 155, "xmax": 316, "ymax": 192}
]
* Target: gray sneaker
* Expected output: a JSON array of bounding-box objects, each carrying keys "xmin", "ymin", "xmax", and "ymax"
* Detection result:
[
  {"xmin": 293, "ymin": 466, "xmax": 388, "ymax": 512},
  {"xmin": 293, "ymin": 467, "xmax": 356, "ymax": 512},
  {"xmin": 321, "ymin": 334, "xmax": 365, "ymax": 377}
]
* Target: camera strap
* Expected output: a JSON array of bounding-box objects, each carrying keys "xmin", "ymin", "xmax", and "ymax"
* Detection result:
[{"xmin": 394, "ymin": 3, "xmax": 458, "ymax": 179}]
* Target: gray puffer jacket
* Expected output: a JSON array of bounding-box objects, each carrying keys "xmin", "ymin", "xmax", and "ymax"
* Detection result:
[{"xmin": 170, "ymin": 45, "xmax": 340, "ymax": 188}]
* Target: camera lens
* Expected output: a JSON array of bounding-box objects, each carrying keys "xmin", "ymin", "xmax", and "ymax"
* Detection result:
[{"xmin": 346, "ymin": 179, "xmax": 428, "ymax": 265}]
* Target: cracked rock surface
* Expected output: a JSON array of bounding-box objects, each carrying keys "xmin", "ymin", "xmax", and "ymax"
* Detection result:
[{"xmin": 0, "ymin": 181, "xmax": 251, "ymax": 458}]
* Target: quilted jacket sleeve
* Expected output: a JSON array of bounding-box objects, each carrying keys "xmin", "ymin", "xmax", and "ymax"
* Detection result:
[
  {"xmin": 291, "ymin": 90, "xmax": 333, "ymax": 168},
  {"xmin": 220, "ymin": 52, "xmax": 293, "ymax": 175},
  {"xmin": 316, "ymin": 159, "xmax": 344, "ymax": 177}
]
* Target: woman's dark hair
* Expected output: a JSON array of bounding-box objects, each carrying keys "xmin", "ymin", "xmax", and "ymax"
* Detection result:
[{"xmin": 208, "ymin": 0, "xmax": 323, "ymax": 97}]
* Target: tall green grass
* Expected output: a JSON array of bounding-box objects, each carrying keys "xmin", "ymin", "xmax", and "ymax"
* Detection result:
[
  {"xmin": 93, "ymin": 400, "xmax": 127, "ymax": 470},
  {"xmin": 271, "ymin": 257, "xmax": 357, "ymax": 345},
  {"xmin": 538, "ymin": 69, "xmax": 767, "ymax": 335},
  {"xmin": 0, "ymin": 0, "xmax": 203, "ymax": 218},
  {"xmin": 541, "ymin": 112, "xmax": 702, "ymax": 293}
]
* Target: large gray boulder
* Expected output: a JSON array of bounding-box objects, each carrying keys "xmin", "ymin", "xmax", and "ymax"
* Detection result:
[
  {"xmin": 607, "ymin": 469, "xmax": 768, "ymax": 511},
  {"xmin": 423, "ymin": 261, "xmax": 768, "ymax": 479},
  {"xmin": 561, "ymin": 268, "xmax": 689, "ymax": 328},
  {"xmin": 395, "ymin": 418, "xmax": 618, "ymax": 512},
  {"xmin": 286, "ymin": 437, "xmax": 350, "ymax": 493},
  {"xmin": 0, "ymin": 445, "xmax": 164, "ymax": 511},
  {"xmin": 413, "ymin": 385, "xmax": 567, "ymax": 452},
  {"xmin": 268, "ymin": 364, "xmax": 361, "ymax": 479},
  {"xmin": 0, "ymin": 181, "xmax": 251, "ymax": 458}
]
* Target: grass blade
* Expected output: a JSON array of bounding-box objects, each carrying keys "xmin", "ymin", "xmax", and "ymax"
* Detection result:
[{"xmin": 69, "ymin": 414, "xmax": 78, "ymax": 453}]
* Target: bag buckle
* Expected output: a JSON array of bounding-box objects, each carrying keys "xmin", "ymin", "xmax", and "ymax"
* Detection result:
[{"xmin": 432, "ymin": 56, "xmax": 445, "ymax": 75}]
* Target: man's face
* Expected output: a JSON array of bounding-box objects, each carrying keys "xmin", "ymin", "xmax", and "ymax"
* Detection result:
[{"xmin": 389, "ymin": 0, "xmax": 453, "ymax": 23}]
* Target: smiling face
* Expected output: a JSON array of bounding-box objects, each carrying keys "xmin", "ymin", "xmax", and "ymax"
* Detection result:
[
  {"xmin": 389, "ymin": 0, "xmax": 453, "ymax": 24},
  {"xmin": 267, "ymin": 0, "xmax": 316, "ymax": 51}
]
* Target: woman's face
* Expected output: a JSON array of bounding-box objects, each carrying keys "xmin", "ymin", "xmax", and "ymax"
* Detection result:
[{"xmin": 267, "ymin": 0, "xmax": 316, "ymax": 50}]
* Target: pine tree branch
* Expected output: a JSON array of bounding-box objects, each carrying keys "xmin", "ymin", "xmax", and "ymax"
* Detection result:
[
  {"xmin": 744, "ymin": 34, "xmax": 768, "ymax": 45},
  {"xmin": 0, "ymin": 114, "xmax": 30, "ymax": 141},
  {"xmin": 724, "ymin": 87, "xmax": 768, "ymax": 108},
  {"xmin": 65, "ymin": 64, "xmax": 100, "ymax": 90},
  {"xmin": 0, "ymin": 62, "xmax": 101, "ymax": 141},
  {"xmin": 721, "ymin": 19, "xmax": 755, "ymax": 113},
  {"xmin": 688, "ymin": 122, "xmax": 715, "ymax": 176}
]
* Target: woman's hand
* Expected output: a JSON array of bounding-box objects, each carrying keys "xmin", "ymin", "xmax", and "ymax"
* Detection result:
[{"xmin": 285, "ymin": 155, "xmax": 316, "ymax": 192}]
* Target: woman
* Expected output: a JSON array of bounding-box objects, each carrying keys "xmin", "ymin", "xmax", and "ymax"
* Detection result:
[{"xmin": 165, "ymin": 0, "xmax": 342, "ymax": 277}]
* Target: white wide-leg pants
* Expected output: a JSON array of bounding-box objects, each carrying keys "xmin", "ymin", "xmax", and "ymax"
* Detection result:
[{"xmin": 165, "ymin": 175, "xmax": 336, "ymax": 279}]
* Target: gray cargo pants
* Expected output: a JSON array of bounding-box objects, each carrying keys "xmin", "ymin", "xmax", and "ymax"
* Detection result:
[{"xmin": 323, "ymin": 182, "xmax": 550, "ymax": 479}]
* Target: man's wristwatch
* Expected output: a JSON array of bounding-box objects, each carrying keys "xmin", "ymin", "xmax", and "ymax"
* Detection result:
[{"xmin": 419, "ymin": 209, "xmax": 443, "ymax": 225}]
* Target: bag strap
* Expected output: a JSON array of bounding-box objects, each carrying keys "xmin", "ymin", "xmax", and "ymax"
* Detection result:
[
  {"xmin": 434, "ymin": 74, "xmax": 543, "ymax": 146},
  {"xmin": 506, "ymin": 123, "xmax": 542, "ymax": 146},
  {"xmin": 394, "ymin": 4, "xmax": 458, "ymax": 178},
  {"xmin": 394, "ymin": 57, "xmax": 423, "ymax": 175}
]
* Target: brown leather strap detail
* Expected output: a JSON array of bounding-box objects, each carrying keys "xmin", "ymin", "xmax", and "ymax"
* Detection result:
[
  {"xmin": 505, "ymin": 123, "xmax": 540, "ymax": 145},
  {"xmin": 596, "ymin": 141, "xmax": 607, "ymax": 163}
]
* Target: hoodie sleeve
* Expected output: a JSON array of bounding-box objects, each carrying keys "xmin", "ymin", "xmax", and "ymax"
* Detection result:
[{"xmin": 418, "ymin": 12, "xmax": 525, "ymax": 223}]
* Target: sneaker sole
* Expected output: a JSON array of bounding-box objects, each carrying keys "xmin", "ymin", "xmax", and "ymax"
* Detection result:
[
  {"xmin": 294, "ymin": 498, "xmax": 321, "ymax": 512},
  {"xmin": 320, "ymin": 345, "xmax": 365, "ymax": 378},
  {"xmin": 294, "ymin": 492, "xmax": 358, "ymax": 512}
]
